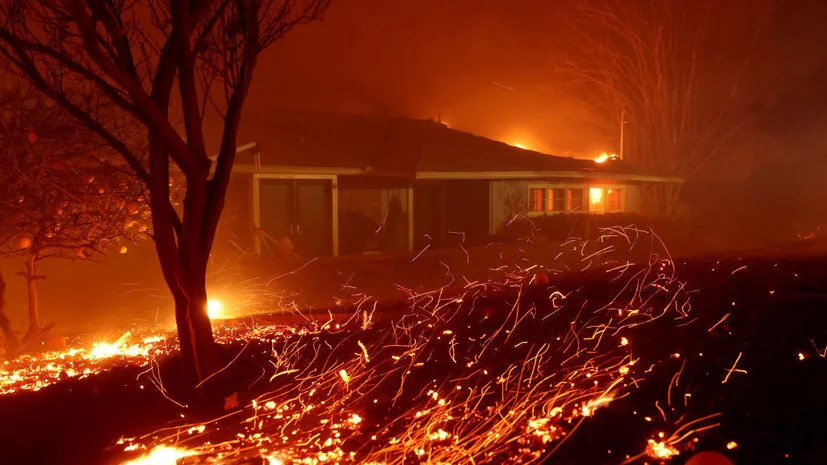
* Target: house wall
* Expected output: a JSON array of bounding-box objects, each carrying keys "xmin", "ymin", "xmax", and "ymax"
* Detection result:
[
  {"xmin": 489, "ymin": 180, "xmax": 529, "ymax": 235},
  {"xmin": 222, "ymin": 171, "xmax": 654, "ymax": 258},
  {"xmin": 413, "ymin": 180, "xmax": 490, "ymax": 249},
  {"xmin": 213, "ymin": 173, "xmax": 255, "ymax": 256},
  {"xmin": 625, "ymin": 183, "xmax": 643, "ymax": 212}
]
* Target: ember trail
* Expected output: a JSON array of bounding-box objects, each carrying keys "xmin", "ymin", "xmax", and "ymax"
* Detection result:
[{"xmin": 114, "ymin": 227, "xmax": 699, "ymax": 464}]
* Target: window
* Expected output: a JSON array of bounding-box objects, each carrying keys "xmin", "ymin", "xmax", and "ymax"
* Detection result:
[
  {"xmin": 607, "ymin": 188, "xmax": 622, "ymax": 211},
  {"xmin": 528, "ymin": 187, "xmax": 545, "ymax": 212},
  {"xmin": 549, "ymin": 188, "xmax": 565, "ymax": 212},
  {"xmin": 527, "ymin": 185, "xmax": 616, "ymax": 214},
  {"xmin": 568, "ymin": 188, "xmax": 584, "ymax": 212},
  {"xmin": 589, "ymin": 187, "xmax": 605, "ymax": 213}
]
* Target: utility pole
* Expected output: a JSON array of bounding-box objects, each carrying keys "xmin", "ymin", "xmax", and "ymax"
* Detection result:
[{"xmin": 619, "ymin": 109, "xmax": 626, "ymax": 160}]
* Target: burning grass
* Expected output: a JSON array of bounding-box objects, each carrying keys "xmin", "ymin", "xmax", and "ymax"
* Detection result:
[
  {"xmin": 2, "ymin": 226, "xmax": 760, "ymax": 464},
  {"xmin": 0, "ymin": 332, "xmax": 170, "ymax": 395}
]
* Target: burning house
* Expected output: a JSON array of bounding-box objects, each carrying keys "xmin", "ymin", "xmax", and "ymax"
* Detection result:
[{"xmin": 220, "ymin": 110, "xmax": 682, "ymax": 258}]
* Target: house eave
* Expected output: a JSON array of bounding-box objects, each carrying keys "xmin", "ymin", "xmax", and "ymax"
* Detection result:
[
  {"xmin": 414, "ymin": 170, "xmax": 683, "ymax": 183},
  {"xmin": 233, "ymin": 163, "xmax": 682, "ymax": 183},
  {"xmin": 233, "ymin": 164, "xmax": 364, "ymax": 176}
]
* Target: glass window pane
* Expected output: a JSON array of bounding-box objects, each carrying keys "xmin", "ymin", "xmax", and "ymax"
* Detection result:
[
  {"xmin": 549, "ymin": 188, "xmax": 565, "ymax": 212},
  {"xmin": 568, "ymin": 188, "xmax": 584, "ymax": 212},
  {"xmin": 529, "ymin": 187, "xmax": 546, "ymax": 212},
  {"xmin": 607, "ymin": 188, "xmax": 622, "ymax": 211}
]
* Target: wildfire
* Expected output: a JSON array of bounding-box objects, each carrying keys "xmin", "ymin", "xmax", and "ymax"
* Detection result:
[
  {"xmin": 89, "ymin": 332, "xmax": 149, "ymax": 359},
  {"xmin": 512, "ymin": 142, "xmax": 528, "ymax": 150},
  {"xmin": 0, "ymin": 325, "xmax": 299, "ymax": 396},
  {"xmin": 0, "ymin": 332, "xmax": 169, "ymax": 395},
  {"xmin": 594, "ymin": 152, "xmax": 618, "ymax": 163},
  {"xmin": 111, "ymin": 226, "xmax": 708, "ymax": 465},
  {"xmin": 1, "ymin": 226, "xmax": 727, "ymax": 465},
  {"xmin": 121, "ymin": 445, "xmax": 195, "ymax": 465}
]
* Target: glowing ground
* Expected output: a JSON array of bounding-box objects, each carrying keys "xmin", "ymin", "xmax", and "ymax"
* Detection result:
[{"xmin": 0, "ymin": 227, "xmax": 825, "ymax": 465}]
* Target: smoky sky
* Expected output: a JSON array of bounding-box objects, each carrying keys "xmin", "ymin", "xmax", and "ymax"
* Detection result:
[
  {"xmin": 236, "ymin": 0, "xmax": 593, "ymax": 156},
  {"xmin": 213, "ymin": 0, "xmax": 826, "ymax": 162},
  {"xmin": 7, "ymin": 0, "xmax": 827, "ymax": 332}
]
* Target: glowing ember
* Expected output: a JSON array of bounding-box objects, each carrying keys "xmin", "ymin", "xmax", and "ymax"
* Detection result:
[
  {"xmin": 0, "ymin": 226, "xmax": 725, "ymax": 465},
  {"xmin": 646, "ymin": 438, "xmax": 680, "ymax": 459},
  {"xmin": 0, "ymin": 332, "xmax": 170, "ymax": 395},
  {"xmin": 726, "ymin": 441, "xmax": 738, "ymax": 450},
  {"xmin": 0, "ymin": 325, "xmax": 300, "ymax": 396},
  {"xmin": 108, "ymin": 226, "xmax": 705, "ymax": 465},
  {"xmin": 121, "ymin": 445, "xmax": 195, "ymax": 465},
  {"xmin": 264, "ymin": 454, "xmax": 285, "ymax": 465}
]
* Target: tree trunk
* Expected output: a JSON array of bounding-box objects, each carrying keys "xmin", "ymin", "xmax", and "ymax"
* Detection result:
[
  {"xmin": 24, "ymin": 256, "xmax": 40, "ymax": 337},
  {"xmin": 170, "ymin": 270, "xmax": 221, "ymax": 388},
  {"xmin": 0, "ymin": 263, "xmax": 20, "ymax": 354},
  {"xmin": 147, "ymin": 130, "xmax": 221, "ymax": 393}
]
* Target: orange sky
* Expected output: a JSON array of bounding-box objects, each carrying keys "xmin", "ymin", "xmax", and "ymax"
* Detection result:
[
  {"xmin": 219, "ymin": 0, "xmax": 606, "ymax": 157},
  {"xmin": 203, "ymin": 0, "xmax": 791, "ymax": 162}
]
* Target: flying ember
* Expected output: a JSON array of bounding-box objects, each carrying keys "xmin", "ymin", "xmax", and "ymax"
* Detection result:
[{"xmin": 107, "ymin": 227, "xmax": 705, "ymax": 464}]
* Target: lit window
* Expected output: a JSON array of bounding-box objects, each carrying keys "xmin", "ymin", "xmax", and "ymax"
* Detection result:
[
  {"xmin": 607, "ymin": 188, "xmax": 622, "ymax": 211},
  {"xmin": 528, "ymin": 187, "xmax": 545, "ymax": 212},
  {"xmin": 549, "ymin": 188, "xmax": 565, "ymax": 212},
  {"xmin": 568, "ymin": 188, "xmax": 584, "ymax": 212},
  {"xmin": 589, "ymin": 187, "xmax": 605, "ymax": 213}
]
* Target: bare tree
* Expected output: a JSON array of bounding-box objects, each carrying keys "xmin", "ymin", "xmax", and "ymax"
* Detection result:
[
  {"xmin": 560, "ymin": 0, "xmax": 762, "ymax": 214},
  {"xmin": 0, "ymin": 84, "xmax": 149, "ymax": 353},
  {"xmin": 0, "ymin": 1, "xmax": 330, "ymax": 388}
]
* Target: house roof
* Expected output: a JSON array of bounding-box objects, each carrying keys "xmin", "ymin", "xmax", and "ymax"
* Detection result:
[{"xmin": 234, "ymin": 109, "xmax": 680, "ymax": 182}]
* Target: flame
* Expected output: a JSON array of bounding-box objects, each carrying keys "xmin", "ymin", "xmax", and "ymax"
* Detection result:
[
  {"xmin": 594, "ymin": 152, "xmax": 617, "ymax": 163},
  {"xmin": 207, "ymin": 299, "xmax": 223, "ymax": 319},
  {"xmin": 89, "ymin": 332, "xmax": 150, "ymax": 359},
  {"xmin": 122, "ymin": 445, "xmax": 195, "ymax": 465}
]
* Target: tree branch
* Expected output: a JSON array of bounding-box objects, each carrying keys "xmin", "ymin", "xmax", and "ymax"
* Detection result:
[{"xmin": 65, "ymin": 0, "xmax": 195, "ymax": 171}]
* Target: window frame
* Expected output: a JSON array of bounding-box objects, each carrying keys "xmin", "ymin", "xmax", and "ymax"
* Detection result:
[
  {"xmin": 527, "ymin": 183, "xmax": 625, "ymax": 215},
  {"xmin": 548, "ymin": 186, "xmax": 566, "ymax": 213},
  {"xmin": 527, "ymin": 185, "xmax": 547, "ymax": 213},
  {"xmin": 604, "ymin": 185, "xmax": 625, "ymax": 213}
]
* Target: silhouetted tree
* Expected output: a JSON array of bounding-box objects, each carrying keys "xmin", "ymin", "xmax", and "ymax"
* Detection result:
[
  {"xmin": 0, "ymin": 263, "xmax": 16, "ymax": 354},
  {"xmin": 561, "ymin": 0, "xmax": 764, "ymax": 215},
  {"xmin": 0, "ymin": 0, "xmax": 330, "ymax": 389}
]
